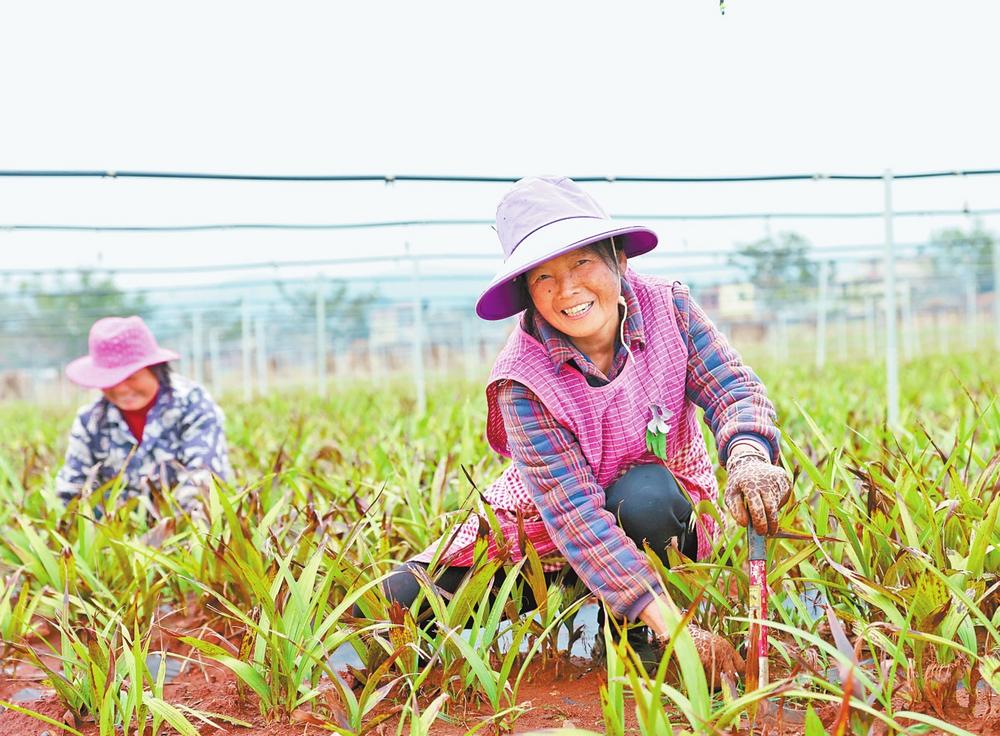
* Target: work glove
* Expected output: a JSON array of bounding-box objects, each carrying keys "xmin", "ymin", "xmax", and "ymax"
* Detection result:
[
  {"xmin": 662, "ymin": 625, "xmax": 745, "ymax": 689},
  {"xmin": 689, "ymin": 624, "xmax": 745, "ymax": 688},
  {"xmin": 723, "ymin": 441, "xmax": 791, "ymax": 536}
]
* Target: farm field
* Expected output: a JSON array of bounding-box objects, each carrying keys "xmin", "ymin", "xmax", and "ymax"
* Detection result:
[{"xmin": 1, "ymin": 351, "xmax": 999, "ymax": 735}]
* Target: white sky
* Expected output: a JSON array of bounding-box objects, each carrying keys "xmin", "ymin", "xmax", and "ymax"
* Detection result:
[{"xmin": 1, "ymin": 0, "xmax": 999, "ymax": 293}]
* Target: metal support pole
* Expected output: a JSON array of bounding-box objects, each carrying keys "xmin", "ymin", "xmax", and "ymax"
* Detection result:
[
  {"xmin": 769, "ymin": 316, "xmax": 781, "ymax": 364},
  {"xmin": 939, "ymin": 309, "xmax": 955, "ymax": 355},
  {"xmin": 408, "ymin": 243, "xmax": 427, "ymax": 415},
  {"xmin": 367, "ymin": 333, "xmax": 381, "ymax": 379},
  {"xmin": 909, "ymin": 284, "xmax": 921, "ymax": 357},
  {"xmin": 241, "ymin": 299, "xmax": 252, "ymax": 400},
  {"xmin": 332, "ymin": 336, "xmax": 345, "ymax": 379},
  {"xmin": 208, "ymin": 328, "xmax": 221, "ymax": 396},
  {"xmin": 935, "ymin": 309, "xmax": 947, "ymax": 355},
  {"xmin": 837, "ymin": 311, "xmax": 848, "ymax": 362},
  {"xmin": 966, "ymin": 273, "xmax": 978, "ymax": 350},
  {"xmin": 883, "ymin": 170, "xmax": 899, "ymax": 427},
  {"xmin": 461, "ymin": 316, "xmax": 476, "ymax": 382},
  {"xmin": 474, "ymin": 319, "xmax": 485, "ymax": 370},
  {"xmin": 315, "ymin": 278, "xmax": 327, "ymax": 397},
  {"xmin": 994, "ymin": 236, "xmax": 1000, "ymax": 351},
  {"xmin": 778, "ymin": 311, "xmax": 788, "ymax": 363},
  {"xmin": 191, "ymin": 311, "xmax": 204, "ymax": 386},
  {"xmin": 177, "ymin": 336, "xmax": 188, "ymax": 378},
  {"xmin": 255, "ymin": 316, "xmax": 268, "ymax": 395},
  {"xmin": 866, "ymin": 296, "xmax": 877, "ymax": 358},
  {"xmin": 58, "ymin": 366, "xmax": 68, "ymax": 405},
  {"xmin": 816, "ymin": 260, "xmax": 829, "ymax": 369},
  {"xmin": 901, "ymin": 282, "xmax": 914, "ymax": 361}
]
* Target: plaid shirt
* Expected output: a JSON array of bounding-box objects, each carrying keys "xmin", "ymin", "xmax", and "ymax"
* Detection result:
[{"xmin": 495, "ymin": 278, "xmax": 778, "ymax": 619}]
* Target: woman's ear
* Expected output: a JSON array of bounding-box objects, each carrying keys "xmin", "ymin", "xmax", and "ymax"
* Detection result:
[{"xmin": 616, "ymin": 248, "xmax": 628, "ymax": 274}]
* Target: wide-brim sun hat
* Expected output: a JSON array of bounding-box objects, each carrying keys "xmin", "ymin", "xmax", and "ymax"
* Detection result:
[
  {"xmin": 65, "ymin": 315, "xmax": 179, "ymax": 389},
  {"xmin": 476, "ymin": 176, "xmax": 658, "ymax": 321}
]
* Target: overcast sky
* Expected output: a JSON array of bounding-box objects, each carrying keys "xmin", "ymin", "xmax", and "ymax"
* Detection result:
[{"xmin": 1, "ymin": 0, "xmax": 999, "ymax": 293}]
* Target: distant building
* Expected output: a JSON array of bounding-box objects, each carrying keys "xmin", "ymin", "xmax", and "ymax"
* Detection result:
[
  {"xmin": 694, "ymin": 282, "xmax": 758, "ymax": 321},
  {"xmin": 717, "ymin": 282, "xmax": 757, "ymax": 320}
]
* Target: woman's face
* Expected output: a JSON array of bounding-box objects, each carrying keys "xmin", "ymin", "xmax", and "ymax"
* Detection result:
[
  {"xmin": 525, "ymin": 244, "xmax": 627, "ymax": 346},
  {"xmin": 102, "ymin": 367, "xmax": 160, "ymax": 411}
]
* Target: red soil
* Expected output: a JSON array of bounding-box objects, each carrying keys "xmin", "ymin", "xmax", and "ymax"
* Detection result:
[{"xmin": 3, "ymin": 630, "xmax": 1000, "ymax": 736}]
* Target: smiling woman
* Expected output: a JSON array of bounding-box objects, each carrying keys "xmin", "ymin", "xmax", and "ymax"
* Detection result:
[
  {"xmin": 362, "ymin": 176, "xmax": 793, "ymax": 687},
  {"xmin": 56, "ymin": 316, "xmax": 233, "ymax": 516}
]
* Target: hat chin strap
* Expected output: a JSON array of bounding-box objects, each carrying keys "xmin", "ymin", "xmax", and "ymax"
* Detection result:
[
  {"xmin": 611, "ymin": 237, "xmax": 633, "ymax": 365},
  {"xmin": 611, "ymin": 236, "xmax": 624, "ymax": 290}
]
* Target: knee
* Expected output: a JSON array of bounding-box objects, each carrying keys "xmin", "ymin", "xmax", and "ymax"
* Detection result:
[
  {"xmin": 385, "ymin": 562, "xmax": 427, "ymax": 606},
  {"xmin": 605, "ymin": 464, "xmax": 692, "ymax": 540},
  {"xmin": 351, "ymin": 562, "xmax": 424, "ymax": 617}
]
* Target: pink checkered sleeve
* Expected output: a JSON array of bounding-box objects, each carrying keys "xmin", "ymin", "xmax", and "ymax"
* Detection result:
[
  {"xmin": 495, "ymin": 380, "xmax": 663, "ymax": 620},
  {"xmin": 675, "ymin": 290, "xmax": 780, "ymax": 464}
]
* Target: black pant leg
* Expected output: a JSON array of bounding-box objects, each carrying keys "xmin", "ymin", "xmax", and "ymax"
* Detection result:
[
  {"xmin": 603, "ymin": 463, "xmax": 698, "ymax": 563},
  {"xmin": 362, "ymin": 560, "xmax": 563, "ymax": 621},
  {"xmin": 364, "ymin": 463, "xmax": 697, "ymax": 624}
]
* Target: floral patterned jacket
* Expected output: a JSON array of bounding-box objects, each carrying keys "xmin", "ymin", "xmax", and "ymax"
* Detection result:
[{"xmin": 55, "ymin": 374, "xmax": 233, "ymax": 510}]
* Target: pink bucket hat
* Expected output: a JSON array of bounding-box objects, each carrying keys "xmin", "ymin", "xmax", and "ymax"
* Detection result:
[
  {"xmin": 65, "ymin": 316, "xmax": 179, "ymax": 389},
  {"xmin": 475, "ymin": 176, "xmax": 658, "ymax": 320}
]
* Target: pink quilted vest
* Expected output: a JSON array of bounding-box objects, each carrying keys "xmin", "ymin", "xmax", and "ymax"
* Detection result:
[{"xmin": 483, "ymin": 271, "xmax": 719, "ymax": 560}]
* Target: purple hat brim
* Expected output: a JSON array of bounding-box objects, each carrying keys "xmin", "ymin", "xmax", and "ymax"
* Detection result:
[
  {"xmin": 64, "ymin": 348, "xmax": 180, "ymax": 389},
  {"xmin": 476, "ymin": 221, "xmax": 658, "ymax": 321}
]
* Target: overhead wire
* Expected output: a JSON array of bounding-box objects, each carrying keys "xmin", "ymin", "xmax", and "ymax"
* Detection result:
[
  {"xmin": 1, "ymin": 207, "xmax": 999, "ymax": 239},
  {"xmin": 2, "ymin": 168, "xmax": 1000, "ymax": 183},
  {"xmin": 2, "ymin": 166, "xmax": 996, "ymax": 369}
]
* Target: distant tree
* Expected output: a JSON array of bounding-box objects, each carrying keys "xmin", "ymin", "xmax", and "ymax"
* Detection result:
[
  {"xmin": 728, "ymin": 231, "xmax": 821, "ymax": 310},
  {"xmin": 925, "ymin": 221, "xmax": 996, "ymax": 292}
]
